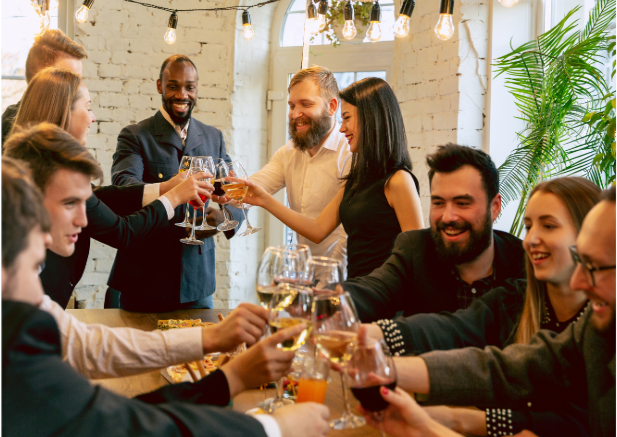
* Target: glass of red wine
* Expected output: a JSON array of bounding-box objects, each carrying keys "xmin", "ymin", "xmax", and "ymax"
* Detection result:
[
  {"xmin": 180, "ymin": 157, "xmax": 206, "ymax": 245},
  {"xmin": 192, "ymin": 156, "xmax": 217, "ymax": 231},
  {"xmin": 345, "ymin": 338, "xmax": 397, "ymax": 436}
]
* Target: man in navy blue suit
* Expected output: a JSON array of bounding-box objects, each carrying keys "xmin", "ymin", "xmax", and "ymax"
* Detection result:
[{"xmin": 110, "ymin": 55, "xmax": 244, "ymax": 312}]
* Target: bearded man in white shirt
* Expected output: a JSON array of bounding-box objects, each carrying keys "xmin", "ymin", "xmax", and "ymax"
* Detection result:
[{"xmin": 251, "ymin": 66, "xmax": 352, "ymax": 271}]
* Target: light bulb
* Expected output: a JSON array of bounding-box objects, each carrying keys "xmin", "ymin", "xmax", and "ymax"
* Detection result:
[
  {"xmin": 317, "ymin": 14, "xmax": 327, "ymax": 31},
  {"xmin": 498, "ymin": 0, "xmax": 519, "ymax": 6},
  {"xmin": 366, "ymin": 21, "xmax": 382, "ymax": 42},
  {"xmin": 342, "ymin": 20, "xmax": 357, "ymax": 39},
  {"xmin": 434, "ymin": 13, "xmax": 454, "ymax": 40},
  {"xmin": 37, "ymin": 11, "xmax": 51, "ymax": 34},
  {"xmin": 308, "ymin": 17, "xmax": 319, "ymax": 35},
  {"xmin": 50, "ymin": 0, "xmax": 59, "ymax": 9},
  {"xmin": 242, "ymin": 24, "xmax": 254, "ymax": 40},
  {"xmin": 75, "ymin": 5, "xmax": 89, "ymax": 23},
  {"xmin": 164, "ymin": 27, "xmax": 177, "ymax": 44},
  {"xmin": 394, "ymin": 14, "xmax": 410, "ymax": 38}
]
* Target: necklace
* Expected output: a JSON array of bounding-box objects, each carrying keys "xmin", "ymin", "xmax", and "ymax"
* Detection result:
[{"xmin": 542, "ymin": 299, "xmax": 588, "ymax": 328}]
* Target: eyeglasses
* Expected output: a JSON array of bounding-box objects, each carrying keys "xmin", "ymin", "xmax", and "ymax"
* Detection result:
[{"xmin": 569, "ymin": 246, "xmax": 616, "ymax": 287}]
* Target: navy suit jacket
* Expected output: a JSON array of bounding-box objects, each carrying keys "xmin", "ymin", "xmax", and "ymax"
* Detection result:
[{"xmin": 109, "ymin": 111, "xmax": 243, "ymax": 310}]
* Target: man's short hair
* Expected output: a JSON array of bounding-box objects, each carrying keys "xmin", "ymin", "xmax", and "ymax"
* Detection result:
[
  {"xmin": 602, "ymin": 184, "xmax": 616, "ymax": 203},
  {"xmin": 288, "ymin": 66, "xmax": 340, "ymax": 103},
  {"xmin": 3, "ymin": 123, "xmax": 103, "ymax": 192},
  {"xmin": 2, "ymin": 157, "xmax": 51, "ymax": 270},
  {"xmin": 427, "ymin": 144, "xmax": 499, "ymax": 201},
  {"xmin": 159, "ymin": 54, "xmax": 199, "ymax": 82},
  {"xmin": 25, "ymin": 29, "xmax": 87, "ymax": 83}
]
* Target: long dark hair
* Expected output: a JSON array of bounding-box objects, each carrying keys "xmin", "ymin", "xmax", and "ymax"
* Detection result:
[{"xmin": 340, "ymin": 77, "xmax": 412, "ymax": 189}]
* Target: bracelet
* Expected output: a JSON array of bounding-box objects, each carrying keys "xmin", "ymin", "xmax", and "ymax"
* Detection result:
[
  {"xmin": 374, "ymin": 319, "xmax": 406, "ymax": 356},
  {"xmin": 485, "ymin": 408, "xmax": 514, "ymax": 436}
]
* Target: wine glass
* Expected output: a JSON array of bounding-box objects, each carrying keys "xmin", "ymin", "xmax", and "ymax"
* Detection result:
[
  {"xmin": 255, "ymin": 246, "xmax": 285, "ymax": 309},
  {"xmin": 192, "ymin": 156, "xmax": 217, "ymax": 231},
  {"xmin": 175, "ymin": 156, "xmax": 193, "ymax": 228},
  {"xmin": 263, "ymin": 283, "xmax": 314, "ymax": 413},
  {"xmin": 215, "ymin": 161, "xmax": 239, "ymax": 232},
  {"xmin": 228, "ymin": 160, "xmax": 262, "ymax": 236},
  {"xmin": 313, "ymin": 291, "xmax": 366, "ymax": 430},
  {"xmin": 345, "ymin": 338, "xmax": 397, "ymax": 436},
  {"xmin": 180, "ymin": 157, "xmax": 206, "ymax": 245},
  {"xmin": 275, "ymin": 245, "xmax": 312, "ymax": 285},
  {"xmin": 306, "ymin": 256, "xmax": 345, "ymax": 292}
]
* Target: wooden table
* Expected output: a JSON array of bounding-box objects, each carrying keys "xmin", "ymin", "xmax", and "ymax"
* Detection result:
[{"xmin": 67, "ymin": 308, "xmax": 379, "ymax": 436}]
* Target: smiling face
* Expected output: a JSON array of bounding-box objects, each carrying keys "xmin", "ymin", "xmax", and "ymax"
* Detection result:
[
  {"xmin": 339, "ymin": 100, "xmax": 359, "ymax": 153},
  {"xmin": 43, "ymin": 168, "xmax": 91, "ymax": 257},
  {"xmin": 523, "ymin": 191, "xmax": 578, "ymax": 286},
  {"xmin": 157, "ymin": 61, "xmax": 198, "ymax": 126},
  {"xmin": 430, "ymin": 165, "xmax": 501, "ymax": 264},
  {"xmin": 570, "ymin": 201, "xmax": 616, "ymax": 332},
  {"xmin": 67, "ymin": 84, "xmax": 95, "ymax": 146},
  {"xmin": 287, "ymin": 80, "xmax": 336, "ymax": 152}
]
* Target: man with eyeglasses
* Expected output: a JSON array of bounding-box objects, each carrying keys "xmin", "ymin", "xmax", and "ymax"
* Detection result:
[{"xmin": 369, "ymin": 185, "xmax": 615, "ymax": 437}]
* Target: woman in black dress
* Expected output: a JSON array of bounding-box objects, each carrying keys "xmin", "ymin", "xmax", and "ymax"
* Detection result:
[{"xmin": 242, "ymin": 78, "xmax": 424, "ymax": 278}]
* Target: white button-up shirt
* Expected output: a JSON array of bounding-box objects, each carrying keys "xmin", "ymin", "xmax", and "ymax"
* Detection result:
[{"xmin": 251, "ymin": 127, "xmax": 352, "ymax": 271}]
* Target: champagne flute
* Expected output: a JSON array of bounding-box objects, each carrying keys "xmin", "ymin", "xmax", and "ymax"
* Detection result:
[
  {"xmin": 256, "ymin": 246, "xmax": 285, "ymax": 309},
  {"xmin": 263, "ymin": 283, "xmax": 314, "ymax": 413},
  {"xmin": 175, "ymin": 156, "xmax": 193, "ymax": 228},
  {"xmin": 313, "ymin": 290, "xmax": 366, "ymax": 430},
  {"xmin": 180, "ymin": 157, "xmax": 206, "ymax": 245},
  {"xmin": 215, "ymin": 162, "xmax": 239, "ymax": 231},
  {"xmin": 345, "ymin": 339, "xmax": 397, "ymax": 436},
  {"xmin": 192, "ymin": 156, "xmax": 217, "ymax": 231},
  {"xmin": 228, "ymin": 160, "xmax": 262, "ymax": 236}
]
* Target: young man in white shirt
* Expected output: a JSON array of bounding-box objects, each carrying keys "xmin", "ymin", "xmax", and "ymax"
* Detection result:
[{"xmin": 251, "ymin": 66, "xmax": 352, "ymax": 271}]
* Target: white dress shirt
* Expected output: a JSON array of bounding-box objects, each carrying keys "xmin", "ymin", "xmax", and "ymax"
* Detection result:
[{"xmin": 250, "ymin": 127, "xmax": 352, "ymax": 271}]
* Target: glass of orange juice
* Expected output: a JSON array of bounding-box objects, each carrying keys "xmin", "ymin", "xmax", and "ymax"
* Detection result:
[{"xmin": 296, "ymin": 357, "xmax": 329, "ymax": 404}]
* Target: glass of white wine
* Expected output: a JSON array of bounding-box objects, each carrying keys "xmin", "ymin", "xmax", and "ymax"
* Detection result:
[
  {"xmin": 263, "ymin": 283, "xmax": 314, "ymax": 413},
  {"xmin": 228, "ymin": 160, "xmax": 262, "ymax": 236},
  {"xmin": 215, "ymin": 161, "xmax": 240, "ymax": 231},
  {"xmin": 255, "ymin": 246, "xmax": 285, "ymax": 309},
  {"xmin": 175, "ymin": 156, "xmax": 193, "ymax": 228}
]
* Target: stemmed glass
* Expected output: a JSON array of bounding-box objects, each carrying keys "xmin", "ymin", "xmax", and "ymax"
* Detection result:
[
  {"xmin": 215, "ymin": 161, "xmax": 239, "ymax": 231},
  {"xmin": 255, "ymin": 246, "xmax": 285, "ymax": 309},
  {"xmin": 306, "ymin": 256, "xmax": 345, "ymax": 291},
  {"xmin": 345, "ymin": 339, "xmax": 397, "ymax": 436},
  {"xmin": 180, "ymin": 157, "xmax": 206, "ymax": 245},
  {"xmin": 264, "ymin": 283, "xmax": 314, "ymax": 413},
  {"xmin": 229, "ymin": 160, "xmax": 262, "ymax": 236},
  {"xmin": 175, "ymin": 156, "xmax": 193, "ymax": 228},
  {"xmin": 275, "ymin": 245, "xmax": 312, "ymax": 285},
  {"xmin": 192, "ymin": 156, "xmax": 217, "ymax": 231}
]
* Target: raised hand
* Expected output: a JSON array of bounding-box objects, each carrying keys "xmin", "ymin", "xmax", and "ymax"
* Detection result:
[
  {"xmin": 165, "ymin": 171, "xmax": 214, "ymax": 208},
  {"xmin": 273, "ymin": 402, "xmax": 331, "ymax": 437},
  {"xmin": 201, "ymin": 303, "xmax": 268, "ymax": 353}
]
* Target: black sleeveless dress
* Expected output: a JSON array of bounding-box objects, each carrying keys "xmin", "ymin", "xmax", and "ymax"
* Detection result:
[{"xmin": 339, "ymin": 168, "xmax": 419, "ymax": 278}]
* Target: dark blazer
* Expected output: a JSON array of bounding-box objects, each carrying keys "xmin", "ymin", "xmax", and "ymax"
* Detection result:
[
  {"xmin": 2, "ymin": 300, "xmax": 268, "ymax": 437},
  {"xmin": 344, "ymin": 228, "xmax": 527, "ymax": 322},
  {"xmin": 109, "ymin": 111, "xmax": 243, "ymax": 310},
  {"xmin": 40, "ymin": 184, "xmax": 169, "ymax": 308}
]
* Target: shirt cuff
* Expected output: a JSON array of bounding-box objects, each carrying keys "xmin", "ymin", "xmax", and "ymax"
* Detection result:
[
  {"xmin": 143, "ymin": 183, "xmax": 161, "ymax": 207},
  {"xmin": 253, "ymin": 415, "xmax": 282, "ymax": 437},
  {"xmin": 161, "ymin": 327, "xmax": 204, "ymax": 362},
  {"xmin": 158, "ymin": 195, "xmax": 175, "ymax": 220}
]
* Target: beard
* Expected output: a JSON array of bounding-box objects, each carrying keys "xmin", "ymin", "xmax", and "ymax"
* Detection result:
[
  {"xmin": 289, "ymin": 105, "xmax": 332, "ymax": 152},
  {"xmin": 162, "ymin": 95, "xmax": 195, "ymax": 126},
  {"xmin": 431, "ymin": 207, "xmax": 493, "ymax": 265}
]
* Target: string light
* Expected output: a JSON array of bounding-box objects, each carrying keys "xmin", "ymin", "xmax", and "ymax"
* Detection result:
[
  {"xmin": 434, "ymin": 0, "xmax": 454, "ymax": 41},
  {"xmin": 498, "ymin": 0, "xmax": 519, "ymax": 6},
  {"xmin": 366, "ymin": 1, "xmax": 381, "ymax": 42},
  {"xmin": 164, "ymin": 12, "xmax": 178, "ymax": 44},
  {"xmin": 75, "ymin": 0, "xmax": 94, "ymax": 23},
  {"xmin": 393, "ymin": 0, "xmax": 414, "ymax": 39},
  {"xmin": 307, "ymin": 1, "xmax": 319, "ymax": 35},
  {"xmin": 242, "ymin": 10, "xmax": 255, "ymax": 40},
  {"xmin": 317, "ymin": 0, "xmax": 328, "ymax": 32},
  {"xmin": 342, "ymin": 1, "xmax": 357, "ymax": 40}
]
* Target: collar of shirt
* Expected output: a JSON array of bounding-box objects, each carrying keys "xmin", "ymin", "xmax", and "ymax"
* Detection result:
[{"xmin": 159, "ymin": 106, "xmax": 190, "ymax": 146}]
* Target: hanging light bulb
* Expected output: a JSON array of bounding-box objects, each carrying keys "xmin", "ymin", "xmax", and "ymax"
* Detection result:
[
  {"xmin": 241, "ymin": 10, "xmax": 254, "ymax": 40},
  {"xmin": 498, "ymin": 0, "xmax": 519, "ymax": 6},
  {"xmin": 434, "ymin": 0, "xmax": 454, "ymax": 41},
  {"xmin": 342, "ymin": 1, "xmax": 356, "ymax": 40},
  {"xmin": 393, "ymin": 0, "xmax": 415, "ymax": 39},
  {"xmin": 164, "ymin": 12, "xmax": 178, "ymax": 44},
  {"xmin": 317, "ymin": 0, "xmax": 328, "ymax": 31},
  {"xmin": 39, "ymin": 10, "xmax": 51, "ymax": 33},
  {"xmin": 75, "ymin": 0, "xmax": 94, "ymax": 23},
  {"xmin": 366, "ymin": 1, "xmax": 381, "ymax": 42},
  {"xmin": 307, "ymin": 2, "xmax": 319, "ymax": 35},
  {"xmin": 50, "ymin": 0, "xmax": 59, "ymax": 9}
]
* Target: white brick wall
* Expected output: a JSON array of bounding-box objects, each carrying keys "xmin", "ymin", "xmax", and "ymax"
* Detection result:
[{"xmin": 72, "ymin": 0, "xmax": 275, "ymax": 308}]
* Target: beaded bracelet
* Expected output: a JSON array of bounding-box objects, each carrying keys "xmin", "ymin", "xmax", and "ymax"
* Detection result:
[
  {"xmin": 485, "ymin": 408, "xmax": 514, "ymax": 436},
  {"xmin": 374, "ymin": 319, "xmax": 406, "ymax": 356}
]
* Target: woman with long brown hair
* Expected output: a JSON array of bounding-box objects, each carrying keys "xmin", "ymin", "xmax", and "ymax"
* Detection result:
[{"xmin": 365, "ymin": 176, "xmax": 601, "ymax": 436}]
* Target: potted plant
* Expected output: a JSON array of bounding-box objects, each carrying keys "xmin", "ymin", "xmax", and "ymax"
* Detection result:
[{"xmin": 312, "ymin": 1, "xmax": 373, "ymax": 47}]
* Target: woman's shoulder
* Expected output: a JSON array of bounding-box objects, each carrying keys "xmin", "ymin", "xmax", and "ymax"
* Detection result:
[{"xmin": 384, "ymin": 168, "xmax": 419, "ymax": 193}]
